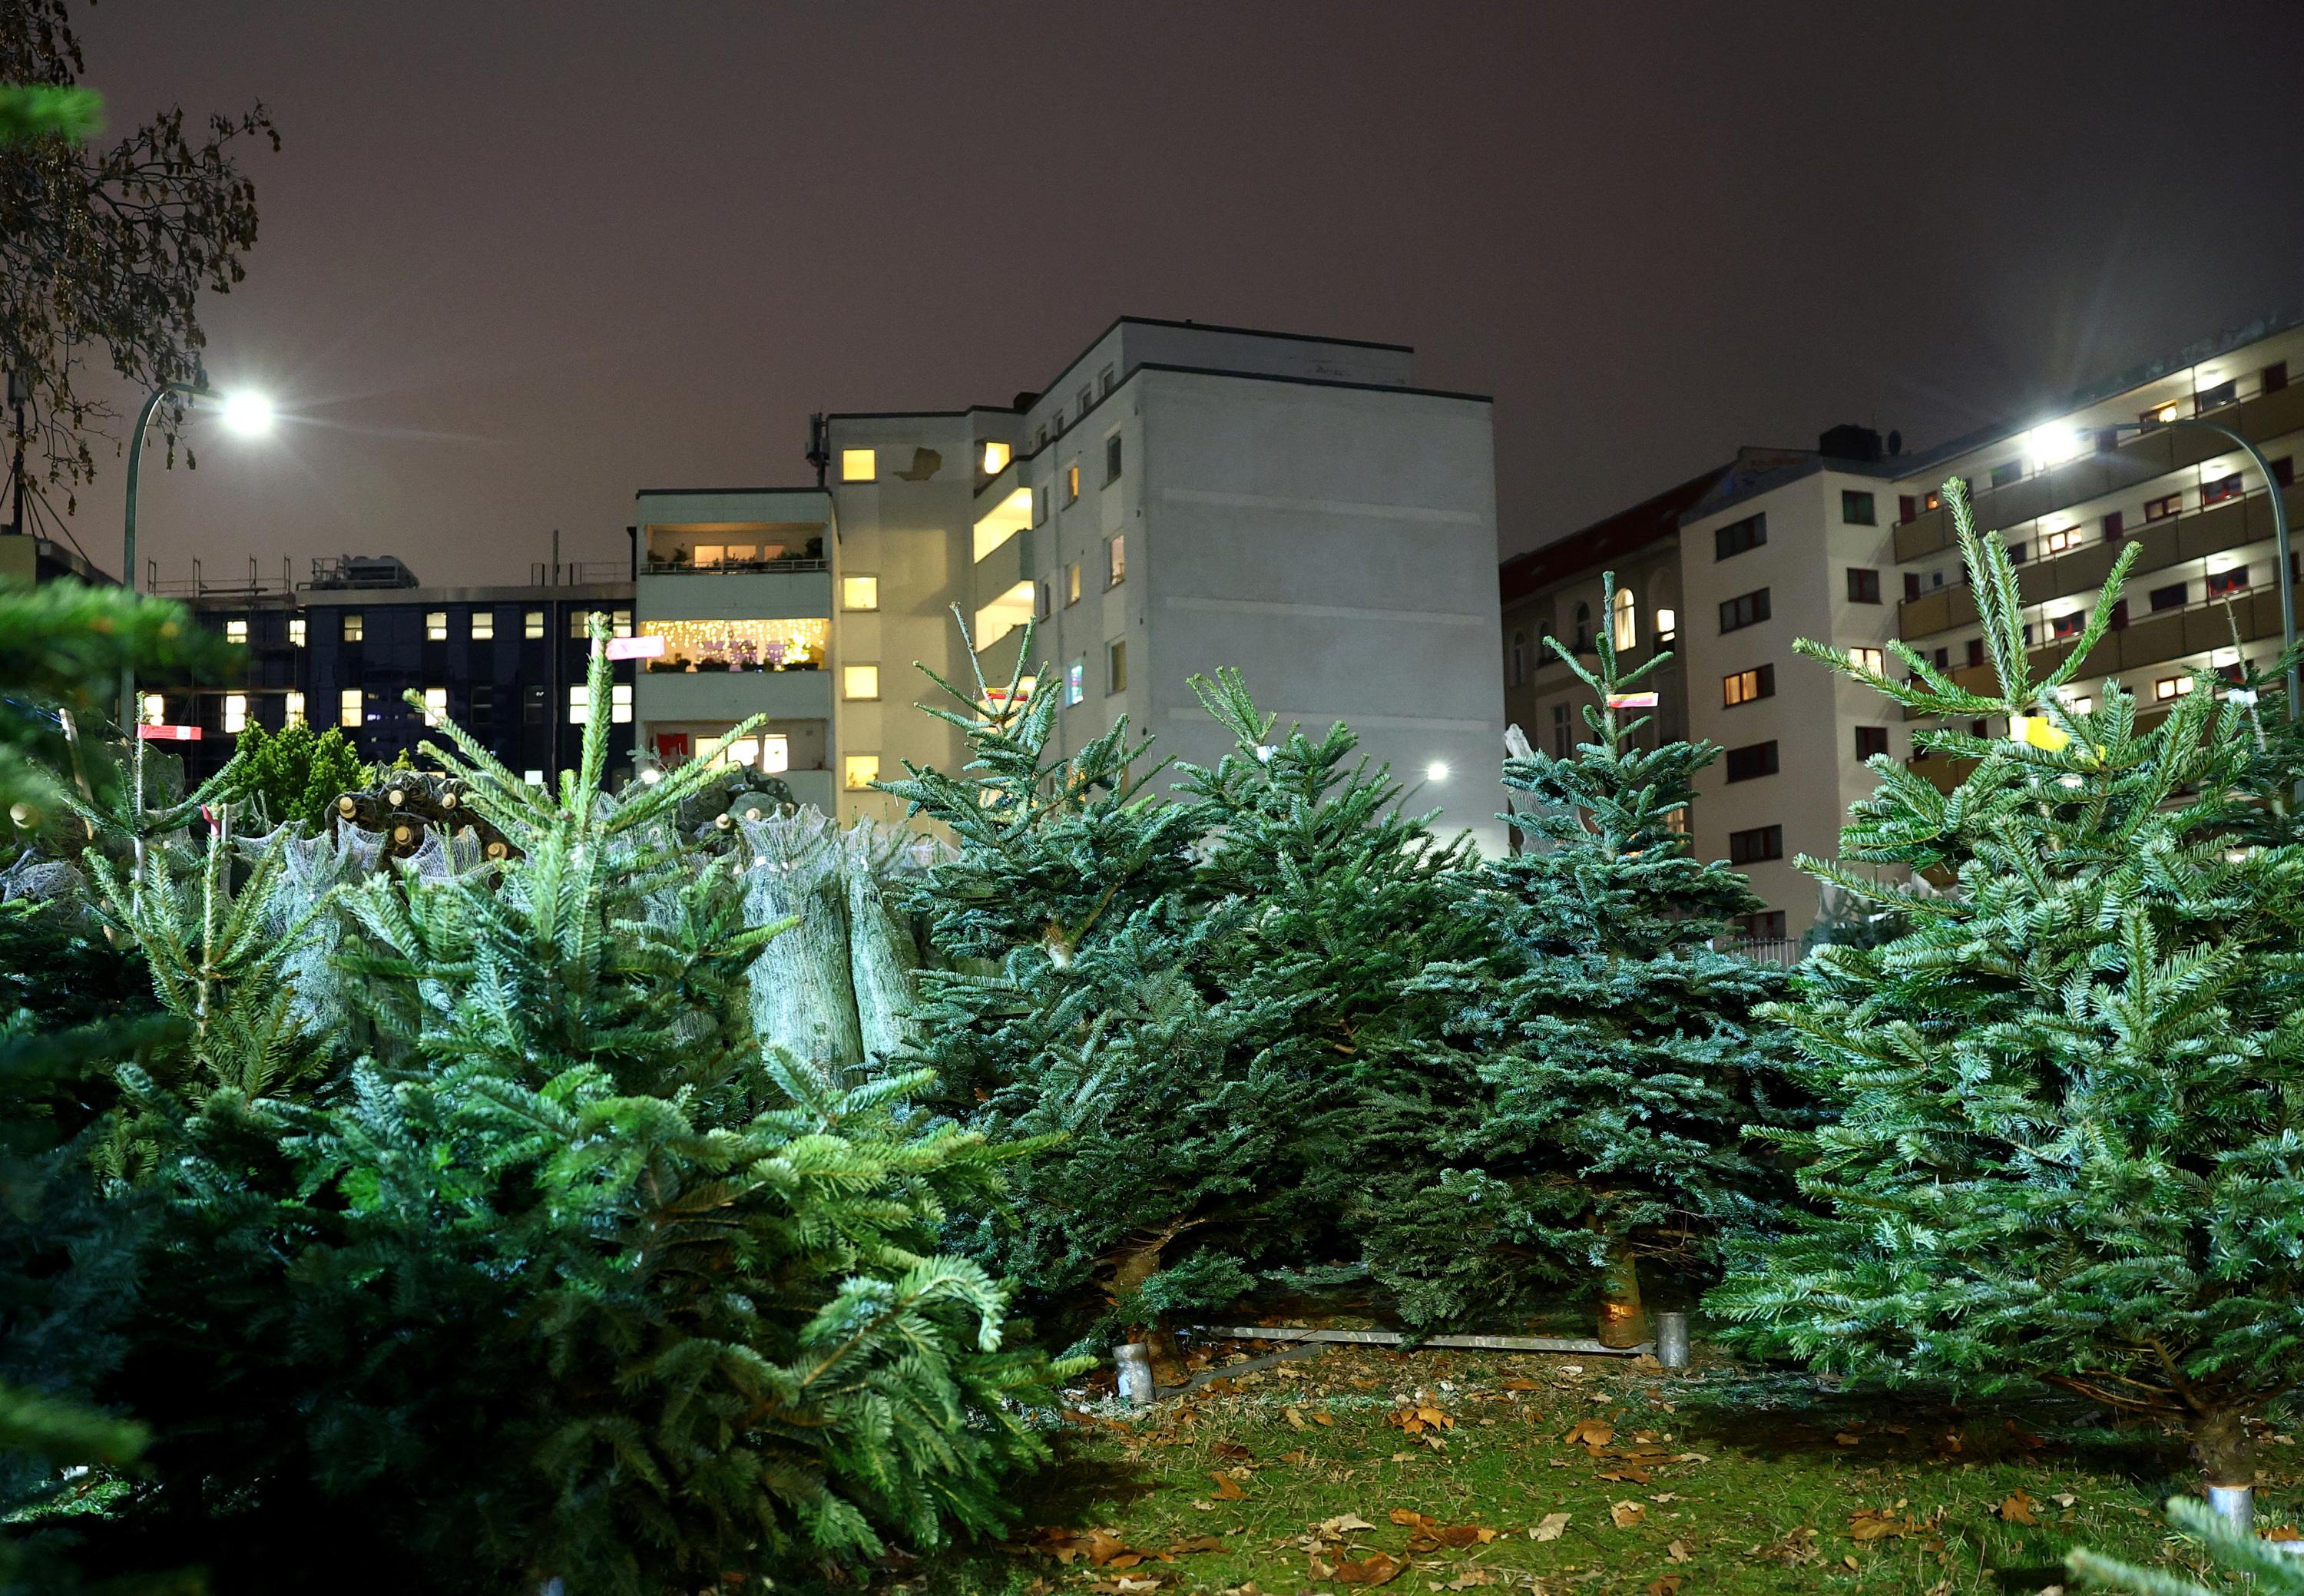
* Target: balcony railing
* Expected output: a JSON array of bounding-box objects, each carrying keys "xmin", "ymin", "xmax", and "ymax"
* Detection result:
[{"xmin": 641, "ymin": 555, "xmax": 829, "ymax": 576}]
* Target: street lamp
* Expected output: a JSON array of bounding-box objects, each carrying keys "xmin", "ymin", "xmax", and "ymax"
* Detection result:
[
  {"xmin": 119, "ymin": 379, "xmax": 273, "ymax": 734},
  {"xmin": 2033, "ymin": 415, "xmax": 2299, "ymax": 723}
]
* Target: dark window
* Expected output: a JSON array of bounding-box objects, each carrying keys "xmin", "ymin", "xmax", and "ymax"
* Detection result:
[
  {"xmin": 2008, "ymin": 541, "xmax": 2028, "ymax": 565},
  {"xmin": 1551, "ymin": 701, "xmax": 1571, "ymax": 757},
  {"xmin": 1970, "ymin": 718, "xmax": 1989, "ymax": 738},
  {"xmin": 2276, "ymin": 457, "xmax": 2296, "ymax": 488},
  {"xmin": 1932, "ymin": 646, "xmax": 1949, "ymax": 670},
  {"xmin": 1965, "ymin": 637, "xmax": 1985, "ymax": 667},
  {"xmin": 1724, "ymin": 740, "xmax": 1779, "ymax": 783},
  {"xmin": 524, "ymin": 685, "xmax": 546, "ymax": 724},
  {"xmin": 1573, "ymin": 601, "xmax": 1591, "ymax": 651},
  {"xmin": 1846, "ymin": 567, "xmax": 1882, "ymax": 604},
  {"xmin": 2051, "ymin": 611, "xmax": 2085, "ymax": 639},
  {"xmin": 1718, "ymin": 588, "xmax": 1771, "ymax": 633},
  {"xmin": 2197, "ymin": 378, "xmax": 2238, "ymax": 412},
  {"xmin": 2203, "ymin": 472, "xmax": 2243, "ymax": 507},
  {"xmin": 1735, "ymin": 910, "xmax": 1787, "ymax": 941},
  {"xmin": 2109, "ymin": 599, "xmax": 2128, "ymax": 630},
  {"xmin": 2145, "ymin": 492, "xmax": 2183, "ymax": 522},
  {"xmin": 1841, "ymin": 490, "xmax": 1876, "ymax": 525},
  {"xmin": 1903, "ymin": 571, "xmax": 1922, "ymax": 601},
  {"xmin": 2102, "ymin": 509, "xmax": 2126, "ymax": 540},
  {"xmin": 2207, "ymin": 566, "xmax": 2250, "ymax": 597},
  {"xmin": 2266, "ymin": 361, "xmax": 2289, "ymax": 395},
  {"xmin": 1723, "ymin": 664, "xmax": 1776, "ymax": 707},
  {"xmin": 1104, "ymin": 434, "xmax": 1124, "ymax": 485},
  {"xmin": 2149, "ymin": 581, "xmax": 2187, "ymax": 612},
  {"xmin": 1728, "ymin": 824, "xmax": 1783, "ymax": 865},
  {"xmin": 1898, "ymin": 494, "xmax": 1918, "ymax": 523},
  {"xmin": 1713, "ymin": 513, "xmax": 1767, "ymax": 561},
  {"xmin": 469, "ymin": 684, "xmax": 494, "ymax": 726},
  {"xmin": 1854, "ymin": 725, "xmax": 1889, "ymax": 760},
  {"xmin": 1990, "ymin": 461, "xmax": 2023, "ymax": 489}
]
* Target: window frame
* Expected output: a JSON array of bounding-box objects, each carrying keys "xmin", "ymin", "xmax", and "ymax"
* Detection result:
[
  {"xmin": 1713, "ymin": 512, "xmax": 1766, "ymax": 561},
  {"xmin": 1846, "ymin": 567, "xmax": 1882, "ymax": 604},
  {"xmin": 1718, "ymin": 588, "xmax": 1772, "ymax": 634},
  {"xmin": 1840, "ymin": 490, "xmax": 1877, "ymax": 526},
  {"xmin": 1723, "ymin": 740, "xmax": 1780, "ymax": 783},
  {"xmin": 1722, "ymin": 664, "xmax": 1776, "ymax": 707}
]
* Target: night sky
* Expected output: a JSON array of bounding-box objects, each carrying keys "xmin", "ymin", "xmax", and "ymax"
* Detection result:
[{"xmin": 51, "ymin": 2, "xmax": 2304, "ymax": 588}]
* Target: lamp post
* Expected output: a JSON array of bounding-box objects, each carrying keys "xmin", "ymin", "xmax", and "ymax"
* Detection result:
[{"xmin": 118, "ymin": 381, "xmax": 273, "ymax": 735}]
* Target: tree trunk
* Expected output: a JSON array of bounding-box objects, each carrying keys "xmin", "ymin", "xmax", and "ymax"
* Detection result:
[
  {"xmin": 2191, "ymin": 1404, "xmax": 2255, "ymax": 1487},
  {"xmin": 842, "ymin": 822, "xmax": 924, "ymax": 1068},
  {"xmin": 740, "ymin": 811, "xmax": 864, "ymax": 1069},
  {"xmin": 1110, "ymin": 1236, "xmax": 1187, "ymax": 1386},
  {"xmin": 1597, "ymin": 1241, "xmax": 1648, "ymax": 1349}
]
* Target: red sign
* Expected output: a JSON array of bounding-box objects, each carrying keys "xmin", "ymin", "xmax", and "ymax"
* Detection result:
[
  {"xmin": 137, "ymin": 723, "xmax": 204, "ymax": 741},
  {"xmin": 1606, "ymin": 692, "xmax": 1660, "ymax": 709},
  {"xmin": 606, "ymin": 634, "xmax": 666, "ymax": 661}
]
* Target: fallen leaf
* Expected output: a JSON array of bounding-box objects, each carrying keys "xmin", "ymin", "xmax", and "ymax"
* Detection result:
[
  {"xmin": 1599, "ymin": 1466, "xmax": 1653, "ymax": 1485},
  {"xmin": 1281, "ymin": 1449, "xmax": 1309, "ymax": 1465},
  {"xmin": 1667, "ymin": 1538, "xmax": 1692, "ymax": 1563},
  {"xmin": 1209, "ymin": 1472, "xmax": 1248, "ymax": 1502},
  {"xmin": 2052, "ymin": 1492, "xmax": 2079, "ymax": 1509},
  {"xmin": 1611, "ymin": 1500, "xmax": 1647, "ymax": 1529},
  {"xmin": 1648, "ymin": 1578, "xmax": 1683, "ymax": 1596},
  {"xmin": 1999, "ymin": 1489, "xmax": 2040, "ymax": 1526},
  {"xmin": 1564, "ymin": 1418, "xmax": 1616, "ymax": 1449},
  {"xmin": 1835, "ymin": 1431, "xmax": 1862, "ymax": 1446},
  {"xmin": 1314, "ymin": 1409, "xmax": 1336, "ymax": 1425},
  {"xmin": 1390, "ymin": 1509, "xmax": 1437, "ymax": 1529},
  {"xmin": 1844, "ymin": 1554, "xmax": 1861, "ymax": 1571},
  {"xmin": 1212, "ymin": 1441, "xmax": 1253, "ymax": 1462},
  {"xmin": 1503, "ymin": 1377, "xmax": 1542, "ymax": 1392},
  {"xmin": 1849, "ymin": 1509, "xmax": 1925, "ymax": 1542},
  {"xmin": 1285, "ymin": 1408, "xmax": 1309, "ymax": 1431},
  {"xmin": 2267, "ymin": 1525, "xmax": 2303, "ymax": 1543},
  {"xmin": 1331, "ymin": 1551, "xmax": 1405, "ymax": 1587},
  {"xmin": 1749, "ymin": 1527, "xmax": 1821, "ymax": 1566},
  {"xmin": 1320, "ymin": 1514, "xmax": 1378, "ymax": 1535},
  {"xmin": 1531, "ymin": 1512, "xmax": 1571, "ymax": 1542},
  {"xmin": 1169, "ymin": 1536, "xmax": 1224, "ymax": 1555}
]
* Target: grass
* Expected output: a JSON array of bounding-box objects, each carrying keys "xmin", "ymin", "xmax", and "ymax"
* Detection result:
[{"xmin": 895, "ymin": 1341, "xmax": 2299, "ymax": 1596}]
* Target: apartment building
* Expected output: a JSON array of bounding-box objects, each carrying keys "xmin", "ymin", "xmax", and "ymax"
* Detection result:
[
  {"xmin": 635, "ymin": 316, "xmax": 1508, "ymax": 850},
  {"xmin": 141, "ymin": 555, "xmax": 637, "ymax": 785},
  {"xmin": 1506, "ymin": 309, "xmax": 2304, "ymax": 942}
]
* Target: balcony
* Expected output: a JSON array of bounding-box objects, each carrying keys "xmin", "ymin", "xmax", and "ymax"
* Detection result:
[
  {"xmin": 1898, "ymin": 481, "xmax": 2301, "ymax": 641},
  {"xmin": 1893, "ymin": 379, "xmax": 2304, "ymax": 563}
]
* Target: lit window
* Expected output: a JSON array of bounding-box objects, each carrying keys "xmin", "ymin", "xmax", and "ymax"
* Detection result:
[
  {"xmin": 982, "ymin": 439, "xmax": 1011, "ymax": 474},
  {"xmin": 760, "ymin": 734, "xmax": 790, "ymax": 773},
  {"xmin": 568, "ymin": 685, "xmax": 591, "ymax": 725},
  {"xmin": 571, "ymin": 611, "xmax": 589, "ymax": 639},
  {"xmin": 843, "ymin": 753, "xmax": 881, "ymax": 790},
  {"xmin": 342, "ymin": 612, "xmax": 364, "ymax": 643},
  {"xmin": 524, "ymin": 770, "xmax": 546, "ymax": 787},
  {"xmin": 1723, "ymin": 664, "xmax": 1775, "ymax": 706},
  {"xmin": 339, "ymin": 689, "xmax": 362, "ymax": 727},
  {"xmin": 1067, "ymin": 657, "xmax": 1085, "ymax": 705},
  {"xmin": 694, "ymin": 545, "xmax": 725, "ymax": 568},
  {"xmin": 140, "ymin": 693, "xmax": 165, "ymax": 727},
  {"xmin": 1849, "ymin": 646, "xmax": 1886, "ymax": 675},
  {"xmin": 842, "ymin": 575, "xmax": 880, "ymax": 611},
  {"xmin": 843, "ymin": 664, "xmax": 881, "ymax": 700},
  {"xmin": 472, "ymin": 610, "xmax": 495, "ymax": 641},
  {"xmin": 637, "ymin": 618, "xmax": 828, "ymax": 669},
  {"xmin": 2206, "ymin": 566, "xmax": 2250, "ymax": 597},
  {"xmin": 289, "ymin": 617, "xmax": 306, "ymax": 647},
  {"xmin": 223, "ymin": 694, "xmax": 247, "ymax": 734},
  {"xmin": 1107, "ymin": 534, "xmax": 1127, "ymax": 588},
  {"xmin": 841, "ymin": 448, "xmax": 877, "ymax": 482},
  {"xmin": 1065, "ymin": 562, "xmax": 1082, "ymax": 604},
  {"xmin": 2043, "ymin": 527, "xmax": 2081, "ymax": 555},
  {"xmin": 1065, "ymin": 463, "xmax": 1081, "ymax": 504},
  {"xmin": 426, "ymin": 611, "xmax": 449, "ymax": 641},
  {"xmin": 525, "ymin": 610, "xmax": 545, "ymax": 639},
  {"xmin": 612, "ymin": 609, "xmax": 632, "ymax": 637},
  {"xmin": 1655, "ymin": 607, "xmax": 1677, "ymax": 640},
  {"xmin": 1107, "ymin": 639, "xmax": 1127, "ymax": 695},
  {"xmin": 224, "ymin": 618, "xmax": 249, "ymax": 644},
  {"xmin": 2157, "ymin": 674, "xmax": 2195, "ymax": 701},
  {"xmin": 611, "ymin": 683, "xmax": 632, "ymax": 724},
  {"xmin": 422, "ymin": 687, "xmax": 447, "ymax": 727},
  {"xmin": 284, "ymin": 691, "xmax": 306, "ymax": 727},
  {"xmin": 1610, "ymin": 588, "xmax": 1636, "ymax": 649}
]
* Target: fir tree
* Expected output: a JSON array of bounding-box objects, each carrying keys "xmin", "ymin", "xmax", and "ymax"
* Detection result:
[
  {"xmin": 92, "ymin": 627, "xmax": 1076, "ymax": 1592},
  {"xmin": 1711, "ymin": 481, "xmax": 2304, "ymax": 1491},
  {"xmin": 886, "ymin": 623, "xmax": 1327, "ymax": 1354},
  {"xmin": 1394, "ymin": 575, "xmax": 1793, "ymax": 1338},
  {"xmin": 229, "ymin": 720, "xmax": 368, "ymax": 830}
]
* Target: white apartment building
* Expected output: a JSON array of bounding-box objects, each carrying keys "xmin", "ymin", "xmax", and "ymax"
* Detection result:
[
  {"xmin": 1508, "ymin": 308, "xmax": 2304, "ymax": 943},
  {"xmin": 634, "ymin": 317, "xmax": 1508, "ymax": 849}
]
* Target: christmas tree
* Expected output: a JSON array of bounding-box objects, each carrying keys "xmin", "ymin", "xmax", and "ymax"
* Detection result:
[
  {"xmin": 1394, "ymin": 574, "xmax": 1793, "ymax": 1339},
  {"xmin": 1711, "ymin": 480, "xmax": 2304, "ymax": 1495},
  {"xmin": 886, "ymin": 624, "xmax": 1328, "ymax": 1356},
  {"xmin": 88, "ymin": 625, "xmax": 1078, "ymax": 1591},
  {"xmin": 228, "ymin": 720, "xmax": 369, "ymax": 830}
]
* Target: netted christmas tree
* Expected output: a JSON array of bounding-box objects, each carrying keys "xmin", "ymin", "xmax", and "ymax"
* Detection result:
[
  {"xmin": 88, "ymin": 627, "xmax": 1078, "ymax": 1592},
  {"xmin": 1393, "ymin": 574, "xmax": 1795, "ymax": 1339},
  {"xmin": 1712, "ymin": 480, "xmax": 2304, "ymax": 1498},
  {"xmin": 886, "ymin": 623, "xmax": 1329, "ymax": 1357}
]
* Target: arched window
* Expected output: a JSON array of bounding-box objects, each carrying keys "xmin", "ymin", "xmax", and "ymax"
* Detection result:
[
  {"xmin": 1573, "ymin": 601, "xmax": 1591, "ymax": 651},
  {"xmin": 1508, "ymin": 628, "xmax": 1528, "ymax": 685},
  {"xmin": 1612, "ymin": 587, "xmax": 1637, "ymax": 650}
]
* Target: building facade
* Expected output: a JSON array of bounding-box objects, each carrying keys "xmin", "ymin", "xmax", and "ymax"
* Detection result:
[
  {"xmin": 636, "ymin": 317, "xmax": 1509, "ymax": 850},
  {"xmin": 1510, "ymin": 310, "xmax": 2304, "ymax": 942}
]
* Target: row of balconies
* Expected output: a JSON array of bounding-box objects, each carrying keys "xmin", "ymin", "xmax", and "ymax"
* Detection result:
[
  {"xmin": 1893, "ymin": 377, "xmax": 2304, "ymax": 563},
  {"xmin": 1898, "ymin": 481, "xmax": 2302, "ymax": 639}
]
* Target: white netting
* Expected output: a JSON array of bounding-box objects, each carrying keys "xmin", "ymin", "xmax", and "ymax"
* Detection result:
[
  {"xmin": 0, "ymin": 852, "xmax": 86, "ymax": 904},
  {"xmin": 737, "ymin": 808, "xmax": 862, "ymax": 1068},
  {"xmin": 842, "ymin": 817, "xmax": 931, "ymax": 1067},
  {"xmin": 399, "ymin": 826, "xmax": 492, "ymax": 883}
]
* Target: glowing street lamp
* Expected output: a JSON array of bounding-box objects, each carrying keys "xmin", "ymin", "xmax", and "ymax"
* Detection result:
[{"xmin": 119, "ymin": 379, "xmax": 274, "ymax": 734}]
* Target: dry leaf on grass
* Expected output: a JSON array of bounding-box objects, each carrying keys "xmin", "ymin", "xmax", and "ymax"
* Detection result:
[
  {"xmin": 1999, "ymin": 1489, "xmax": 2040, "ymax": 1526},
  {"xmin": 1666, "ymin": 1538, "xmax": 1692, "ymax": 1563},
  {"xmin": 1749, "ymin": 1526, "xmax": 1821, "ymax": 1566},
  {"xmin": 1531, "ymin": 1512, "xmax": 1571, "ymax": 1542},
  {"xmin": 1610, "ymin": 1501, "xmax": 1647, "ymax": 1529},
  {"xmin": 1563, "ymin": 1419, "xmax": 1615, "ymax": 1449},
  {"xmin": 1835, "ymin": 1431, "xmax": 1862, "ymax": 1446},
  {"xmin": 1212, "ymin": 1440, "xmax": 1252, "ymax": 1462},
  {"xmin": 1285, "ymin": 1408, "xmax": 1309, "ymax": 1431},
  {"xmin": 1599, "ymin": 1465, "xmax": 1653, "ymax": 1485},
  {"xmin": 1319, "ymin": 1513, "xmax": 1378, "ymax": 1535},
  {"xmin": 1849, "ymin": 1508, "xmax": 1928, "ymax": 1542},
  {"xmin": 1169, "ymin": 1536, "xmax": 1225, "ymax": 1555},
  {"xmin": 1647, "ymin": 1578, "xmax": 1683, "ymax": 1596},
  {"xmin": 1208, "ymin": 1472, "xmax": 1249, "ymax": 1502},
  {"xmin": 1314, "ymin": 1409, "xmax": 1336, "ymax": 1425},
  {"xmin": 1331, "ymin": 1551, "xmax": 1406, "ymax": 1587},
  {"xmin": 1389, "ymin": 1404, "xmax": 1456, "ymax": 1435},
  {"xmin": 1503, "ymin": 1377, "xmax": 1542, "ymax": 1392}
]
